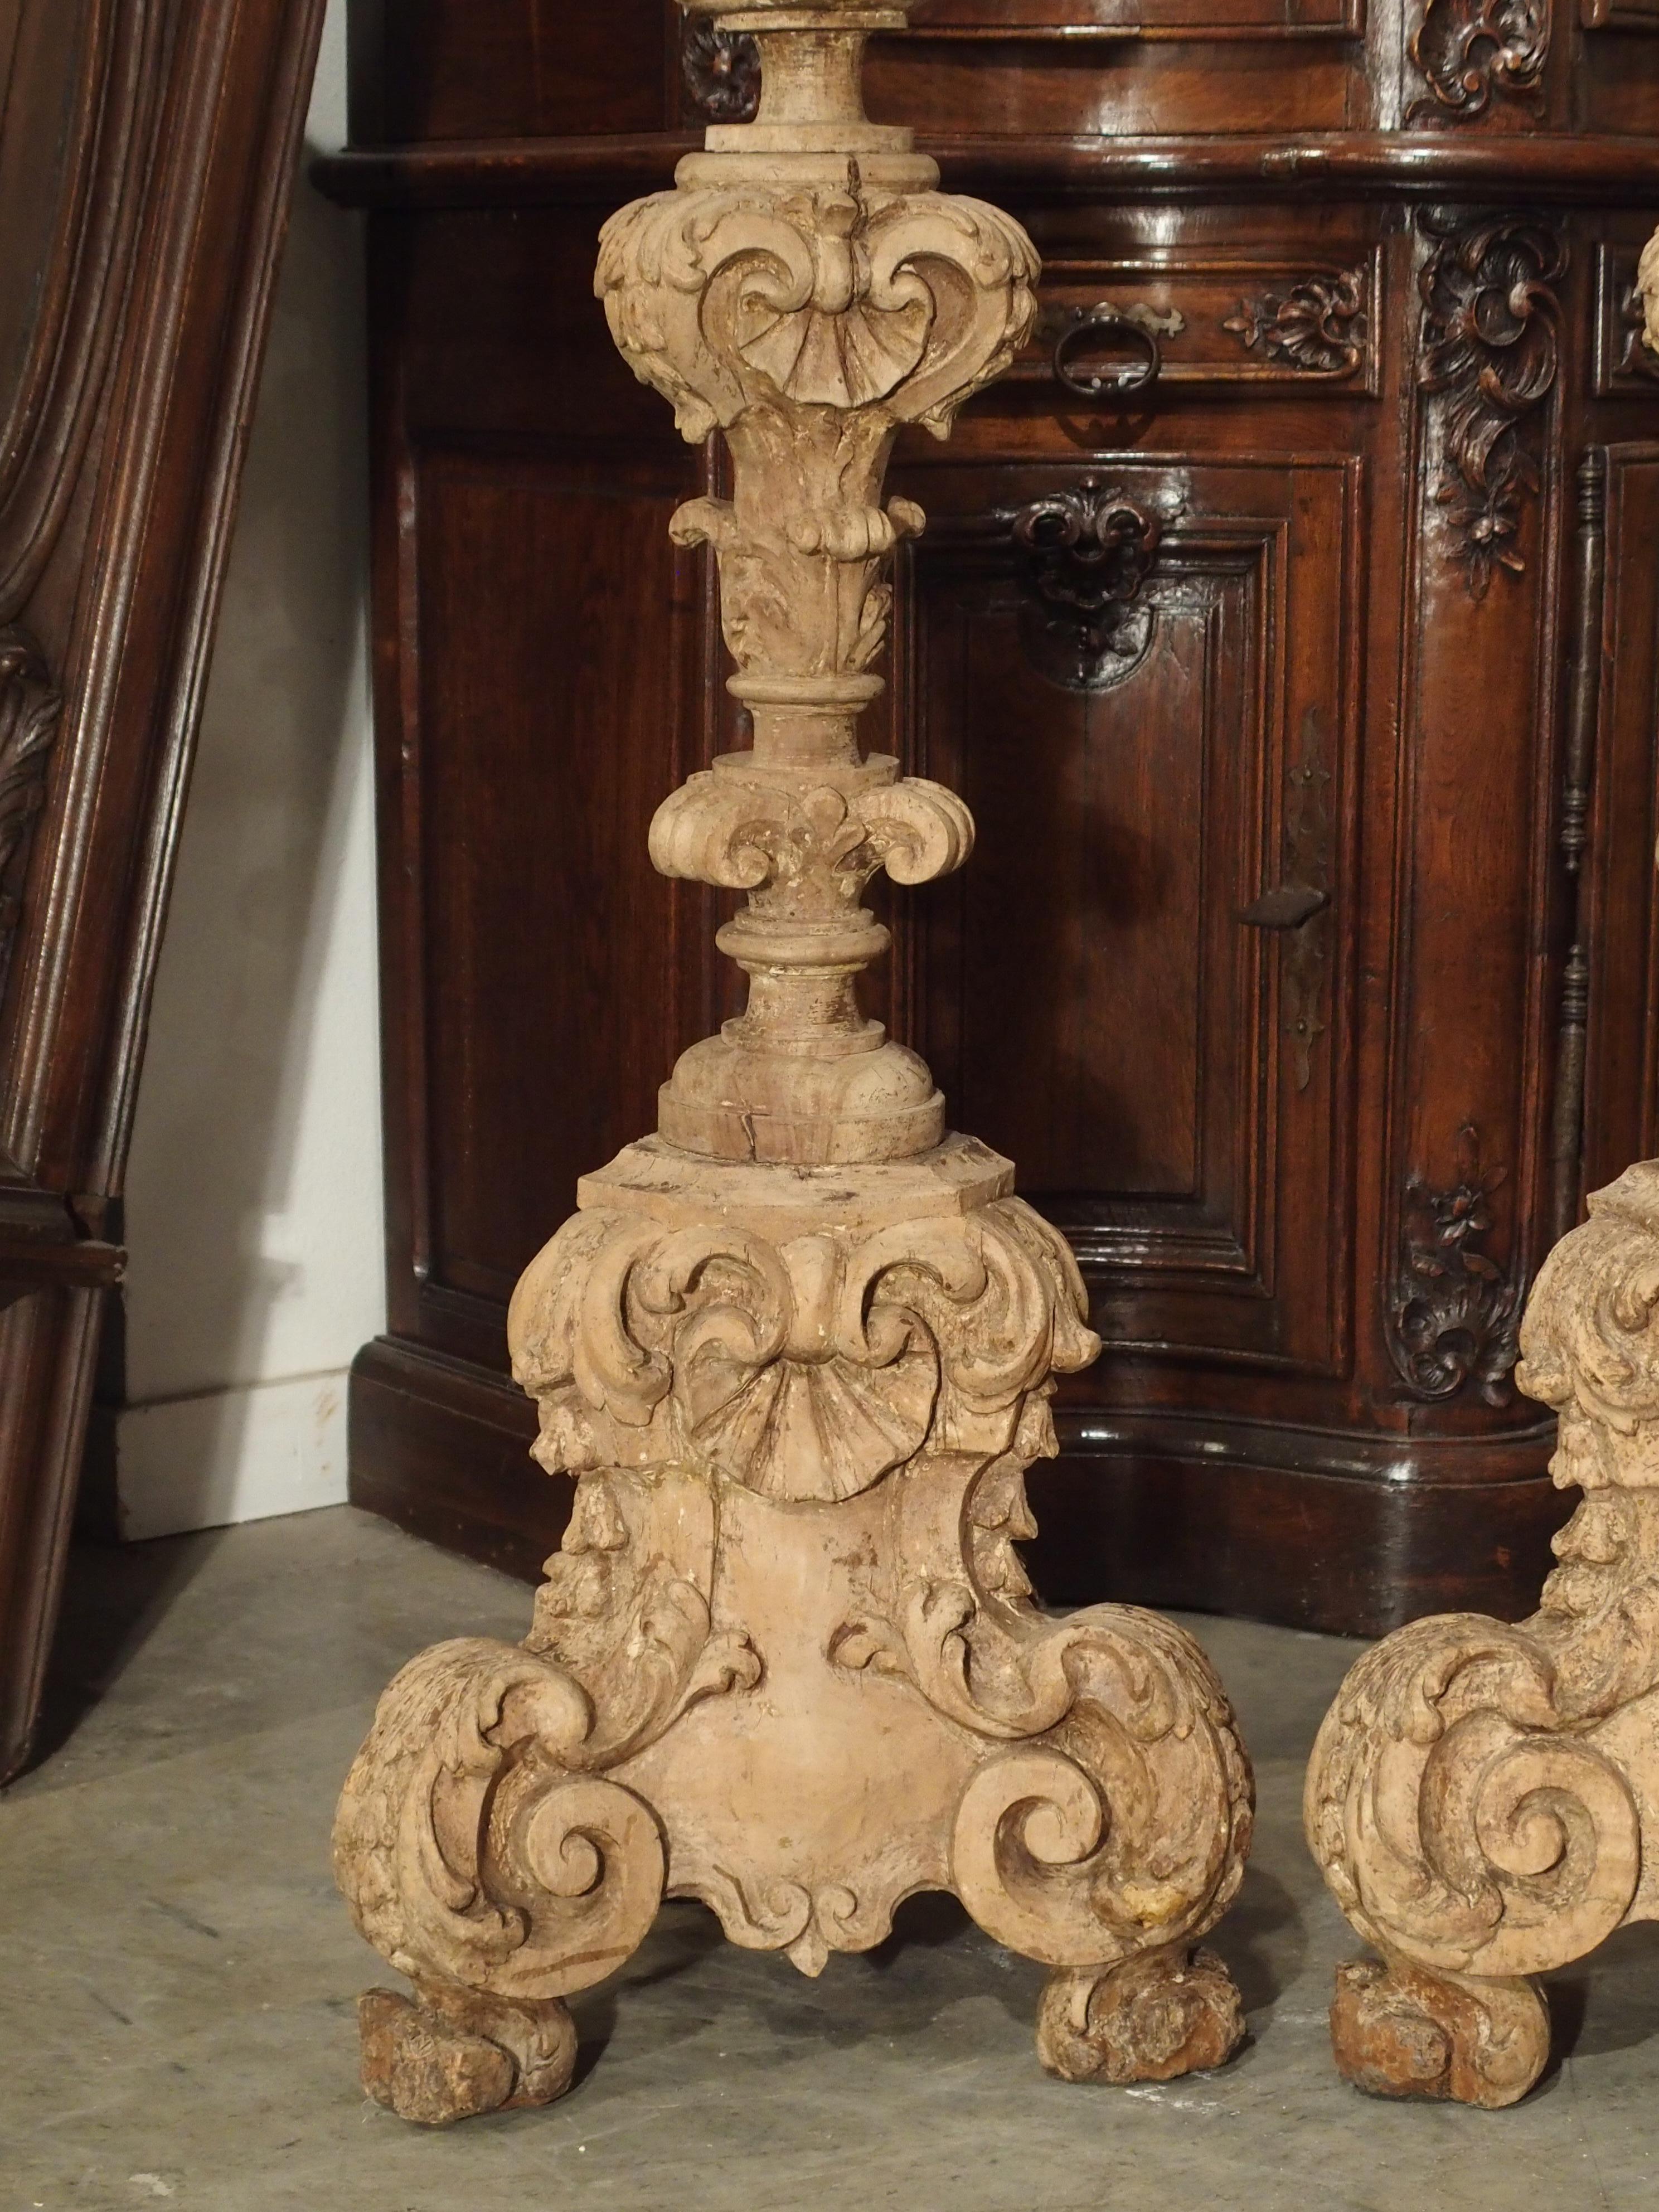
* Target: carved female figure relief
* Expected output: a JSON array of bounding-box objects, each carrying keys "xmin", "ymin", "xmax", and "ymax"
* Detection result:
[{"xmin": 332, "ymin": 0, "xmax": 1254, "ymax": 2127}]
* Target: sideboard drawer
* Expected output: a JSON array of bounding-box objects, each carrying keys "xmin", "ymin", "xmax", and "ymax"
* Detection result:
[{"xmin": 1010, "ymin": 247, "xmax": 1382, "ymax": 398}]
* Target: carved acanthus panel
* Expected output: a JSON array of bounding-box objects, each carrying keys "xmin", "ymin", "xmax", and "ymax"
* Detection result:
[
  {"xmin": 1008, "ymin": 482, "xmax": 1162, "ymax": 692},
  {"xmin": 1408, "ymin": 1, "xmax": 1550, "ymax": 122},
  {"xmin": 1222, "ymin": 268, "xmax": 1368, "ymax": 377},
  {"xmin": 508, "ymin": 1187, "xmax": 1098, "ymax": 1503},
  {"xmin": 1385, "ymin": 1124, "xmax": 1524, "ymax": 1404},
  {"xmin": 1418, "ymin": 208, "xmax": 1563, "ymax": 598}
]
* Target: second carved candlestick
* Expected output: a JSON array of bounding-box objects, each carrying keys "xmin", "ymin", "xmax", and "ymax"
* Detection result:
[{"xmin": 332, "ymin": 0, "xmax": 1255, "ymax": 2124}]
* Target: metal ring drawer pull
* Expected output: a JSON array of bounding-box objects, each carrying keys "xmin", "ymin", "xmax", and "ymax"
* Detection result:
[{"xmin": 1052, "ymin": 309, "xmax": 1162, "ymax": 399}]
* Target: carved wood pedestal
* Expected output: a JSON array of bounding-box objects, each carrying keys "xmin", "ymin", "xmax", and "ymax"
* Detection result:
[
  {"xmin": 331, "ymin": 1, "xmax": 1253, "ymax": 2125},
  {"xmin": 1304, "ymin": 256, "xmax": 1659, "ymax": 2113},
  {"xmin": 1306, "ymin": 1162, "xmax": 1659, "ymax": 2108}
]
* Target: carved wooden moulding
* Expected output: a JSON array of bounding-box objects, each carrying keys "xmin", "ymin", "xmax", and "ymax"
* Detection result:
[
  {"xmin": 333, "ymin": 0, "xmax": 1254, "ymax": 2127},
  {"xmin": 1308, "ymin": 1159, "xmax": 1659, "ymax": 2107}
]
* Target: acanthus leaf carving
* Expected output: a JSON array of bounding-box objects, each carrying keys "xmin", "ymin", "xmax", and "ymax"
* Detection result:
[
  {"xmin": 1385, "ymin": 1123, "xmax": 1524, "ymax": 1405},
  {"xmin": 1222, "ymin": 266, "xmax": 1368, "ymax": 377},
  {"xmin": 597, "ymin": 174, "xmax": 1037, "ymax": 693},
  {"xmin": 1308, "ymin": 1157, "xmax": 1659, "ymax": 2107},
  {"xmin": 1418, "ymin": 207, "xmax": 1564, "ymax": 599},
  {"xmin": 1408, "ymin": 0, "xmax": 1550, "ymax": 123}
]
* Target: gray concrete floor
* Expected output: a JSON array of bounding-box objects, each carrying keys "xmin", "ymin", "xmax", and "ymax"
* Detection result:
[{"xmin": 3, "ymin": 1507, "xmax": 1655, "ymax": 2212}]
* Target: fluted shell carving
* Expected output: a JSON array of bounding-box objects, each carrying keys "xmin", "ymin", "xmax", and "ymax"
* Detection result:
[
  {"xmin": 597, "ymin": 173, "xmax": 1036, "ymax": 686},
  {"xmin": 507, "ymin": 1197, "xmax": 1098, "ymax": 1504},
  {"xmin": 1307, "ymin": 1162, "xmax": 1659, "ymax": 2001},
  {"xmin": 596, "ymin": 176, "xmax": 1040, "ymax": 443}
]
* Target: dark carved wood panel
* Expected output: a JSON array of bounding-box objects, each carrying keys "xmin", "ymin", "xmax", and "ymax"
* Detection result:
[
  {"xmin": 1593, "ymin": 242, "xmax": 1659, "ymax": 395},
  {"xmin": 414, "ymin": 452, "xmax": 702, "ymax": 1312},
  {"xmin": 1583, "ymin": 0, "xmax": 1659, "ymax": 26},
  {"xmin": 1581, "ymin": 444, "xmax": 1659, "ymax": 1194},
  {"xmin": 1017, "ymin": 251, "xmax": 1382, "ymax": 396},
  {"xmin": 892, "ymin": 455, "xmax": 1359, "ymax": 1374}
]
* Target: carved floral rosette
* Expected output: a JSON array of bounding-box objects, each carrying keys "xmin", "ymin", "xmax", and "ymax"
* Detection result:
[{"xmin": 1306, "ymin": 1161, "xmax": 1659, "ymax": 2105}]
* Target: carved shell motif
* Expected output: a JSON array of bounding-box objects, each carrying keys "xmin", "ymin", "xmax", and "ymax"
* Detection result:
[
  {"xmin": 508, "ymin": 1200, "xmax": 1099, "ymax": 1504},
  {"xmin": 596, "ymin": 175, "xmax": 1039, "ymax": 444}
]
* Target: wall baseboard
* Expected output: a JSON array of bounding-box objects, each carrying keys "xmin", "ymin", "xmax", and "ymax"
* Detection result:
[{"xmin": 116, "ymin": 1370, "xmax": 351, "ymax": 1541}]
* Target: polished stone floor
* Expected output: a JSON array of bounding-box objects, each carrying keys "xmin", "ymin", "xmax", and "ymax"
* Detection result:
[{"xmin": 3, "ymin": 1506, "xmax": 1653, "ymax": 2212}]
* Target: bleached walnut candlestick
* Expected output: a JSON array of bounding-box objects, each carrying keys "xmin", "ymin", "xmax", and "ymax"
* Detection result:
[
  {"xmin": 333, "ymin": 0, "xmax": 1254, "ymax": 2127},
  {"xmin": 1306, "ymin": 241, "xmax": 1659, "ymax": 2114},
  {"xmin": 1306, "ymin": 1162, "xmax": 1659, "ymax": 2107}
]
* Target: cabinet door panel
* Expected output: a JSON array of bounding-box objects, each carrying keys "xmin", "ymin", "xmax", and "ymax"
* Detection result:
[
  {"xmin": 892, "ymin": 455, "xmax": 1361, "ymax": 1374},
  {"xmin": 1583, "ymin": 444, "xmax": 1659, "ymax": 1191},
  {"xmin": 413, "ymin": 446, "xmax": 704, "ymax": 1322}
]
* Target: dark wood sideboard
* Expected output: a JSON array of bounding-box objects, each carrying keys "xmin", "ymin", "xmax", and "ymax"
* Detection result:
[
  {"xmin": 0, "ymin": 0, "xmax": 329, "ymax": 1781},
  {"xmin": 318, "ymin": 2, "xmax": 1659, "ymax": 1638}
]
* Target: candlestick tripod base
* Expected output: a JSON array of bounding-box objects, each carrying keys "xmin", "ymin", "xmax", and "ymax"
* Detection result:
[{"xmin": 334, "ymin": 1134, "xmax": 1253, "ymax": 2124}]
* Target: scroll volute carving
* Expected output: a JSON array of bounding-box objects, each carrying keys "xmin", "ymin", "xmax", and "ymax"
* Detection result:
[
  {"xmin": 1408, "ymin": 1, "xmax": 1551, "ymax": 123},
  {"xmin": 1385, "ymin": 1123, "xmax": 1523, "ymax": 1405},
  {"xmin": 1639, "ymin": 226, "xmax": 1659, "ymax": 363},
  {"xmin": 1418, "ymin": 207, "xmax": 1563, "ymax": 598},
  {"xmin": 1308, "ymin": 1160, "xmax": 1659, "ymax": 2107}
]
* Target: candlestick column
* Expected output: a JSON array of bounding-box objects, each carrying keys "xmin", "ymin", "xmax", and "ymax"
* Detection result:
[{"xmin": 331, "ymin": 1, "xmax": 1254, "ymax": 2126}]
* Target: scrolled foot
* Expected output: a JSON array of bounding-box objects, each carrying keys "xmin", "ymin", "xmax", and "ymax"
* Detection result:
[
  {"xmin": 359, "ymin": 1981, "xmax": 578, "ymax": 2126},
  {"xmin": 1035, "ymin": 1944, "xmax": 1245, "ymax": 2085},
  {"xmin": 1330, "ymin": 1956, "xmax": 1550, "ymax": 2109}
]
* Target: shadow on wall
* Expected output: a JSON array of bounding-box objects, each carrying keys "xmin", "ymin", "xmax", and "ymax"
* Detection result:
[{"xmin": 108, "ymin": 138, "xmax": 385, "ymax": 1543}]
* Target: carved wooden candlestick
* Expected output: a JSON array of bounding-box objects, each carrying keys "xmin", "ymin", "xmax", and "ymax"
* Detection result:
[
  {"xmin": 1304, "ymin": 241, "xmax": 1659, "ymax": 2113},
  {"xmin": 1306, "ymin": 1164, "xmax": 1659, "ymax": 2107},
  {"xmin": 333, "ymin": 0, "xmax": 1254, "ymax": 2126}
]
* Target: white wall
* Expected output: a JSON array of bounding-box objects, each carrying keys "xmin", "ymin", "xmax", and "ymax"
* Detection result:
[{"xmin": 115, "ymin": 5, "xmax": 385, "ymax": 1540}]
